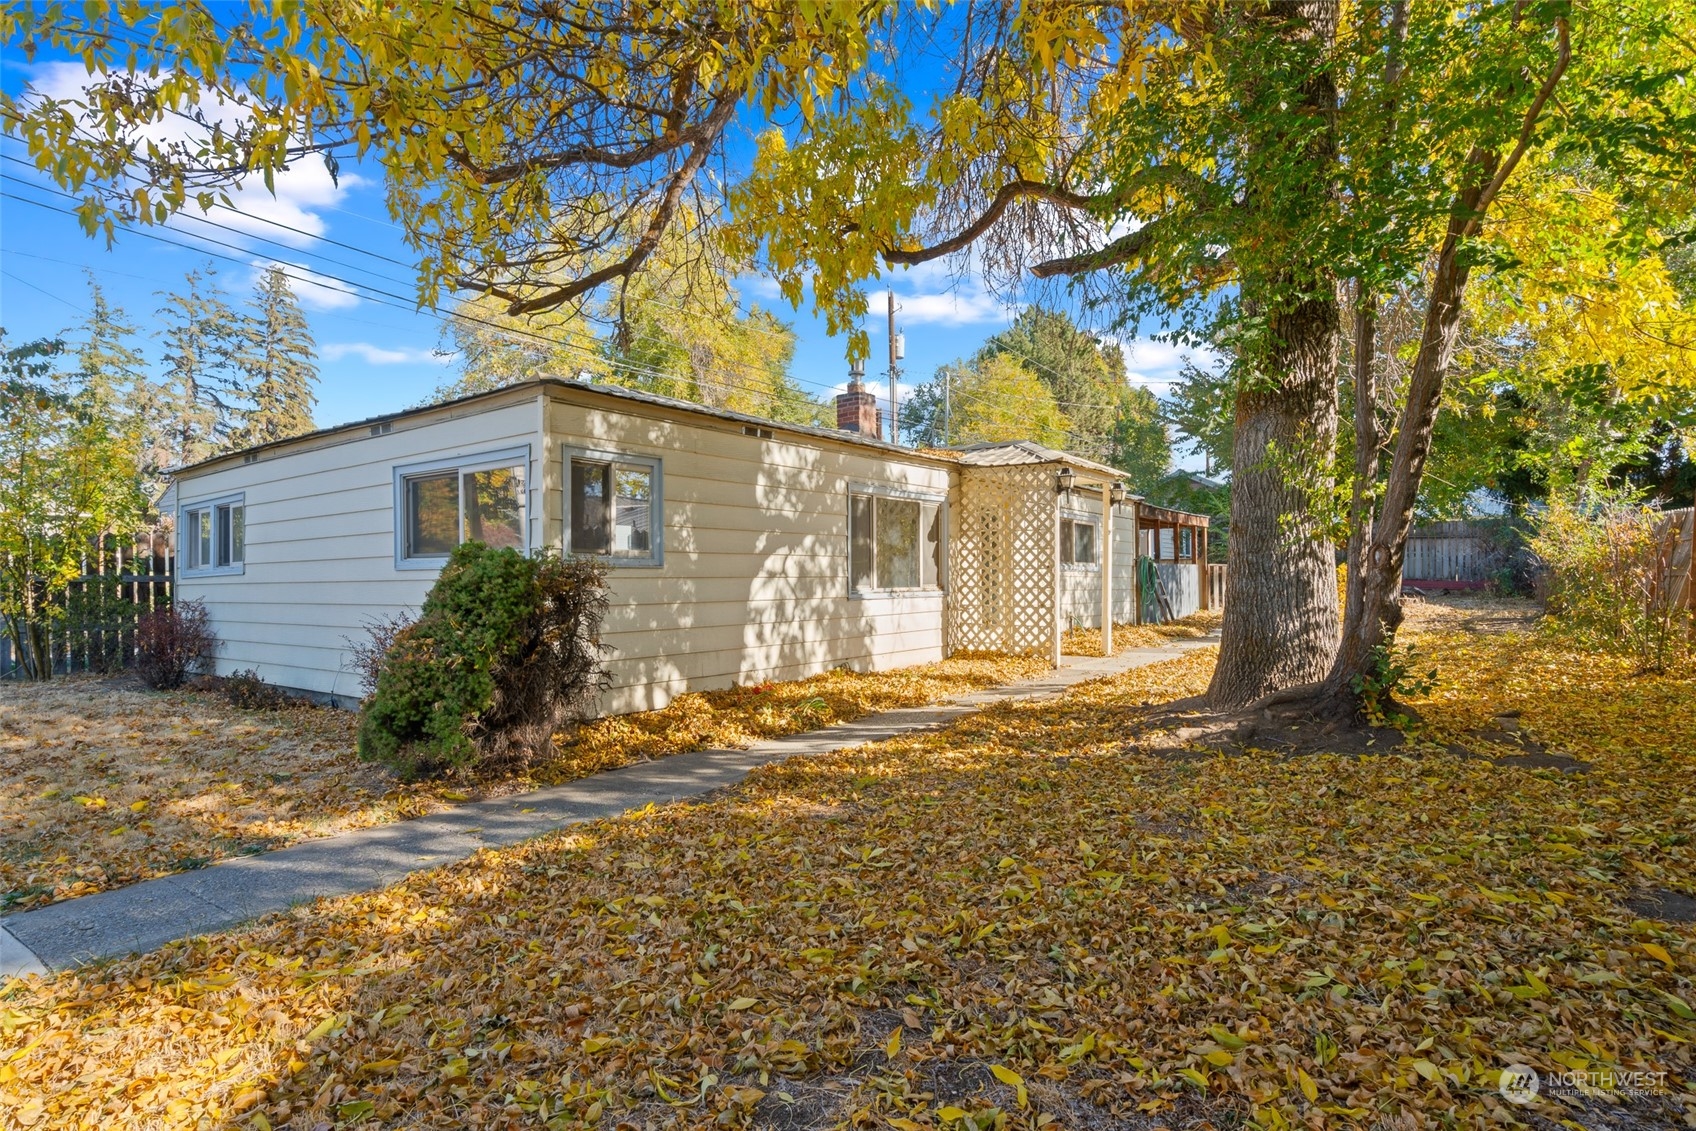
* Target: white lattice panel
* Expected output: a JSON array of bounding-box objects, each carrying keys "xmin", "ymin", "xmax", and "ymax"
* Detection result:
[{"xmin": 949, "ymin": 465, "xmax": 1057, "ymax": 654}]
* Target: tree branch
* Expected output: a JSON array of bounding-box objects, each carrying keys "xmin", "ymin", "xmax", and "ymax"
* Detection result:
[
  {"xmin": 1029, "ymin": 219, "xmax": 1160, "ymax": 277},
  {"xmin": 464, "ymin": 89, "xmax": 742, "ymax": 317},
  {"xmin": 1462, "ymin": 16, "xmax": 1571, "ymax": 238},
  {"xmin": 877, "ymin": 178, "xmax": 1101, "ymax": 267}
]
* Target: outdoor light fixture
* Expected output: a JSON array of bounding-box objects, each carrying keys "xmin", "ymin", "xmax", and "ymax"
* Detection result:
[
  {"xmin": 1055, "ymin": 467, "xmax": 1076, "ymax": 495},
  {"xmin": 1110, "ymin": 482, "xmax": 1127, "ymax": 507}
]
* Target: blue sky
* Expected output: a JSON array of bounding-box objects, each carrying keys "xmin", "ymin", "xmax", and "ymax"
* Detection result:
[{"xmin": 1, "ymin": 54, "xmax": 1212, "ymax": 465}]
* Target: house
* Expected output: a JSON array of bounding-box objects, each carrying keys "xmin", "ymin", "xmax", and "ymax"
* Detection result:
[{"xmin": 168, "ymin": 377, "xmax": 1213, "ymax": 712}]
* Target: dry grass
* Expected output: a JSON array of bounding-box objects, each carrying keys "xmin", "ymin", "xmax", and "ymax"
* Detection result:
[
  {"xmin": 1061, "ymin": 608, "xmax": 1222, "ymax": 656},
  {"xmin": 0, "ymin": 653, "xmax": 1051, "ymax": 913},
  {"xmin": 0, "ymin": 679, "xmax": 435, "ymax": 915}
]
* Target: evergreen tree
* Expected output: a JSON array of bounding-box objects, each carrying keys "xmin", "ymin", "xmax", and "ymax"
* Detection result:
[
  {"xmin": 155, "ymin": 265, "xmax": 248, "ymax": 466},
  {"xmin": 69, "ymin": 273, "xmax": 168, "ymax": 498},
  {"xmin": 239, "ymin": 265, "xmax": 319, "ymax": 444}
]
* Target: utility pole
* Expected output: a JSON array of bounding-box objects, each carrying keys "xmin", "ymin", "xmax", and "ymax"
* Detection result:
[
  {"xmin": 887, "ymin": 290, "xmax": 897, "ymax": 444},
  {"xmin": 886, "ymin": 289, "xmax": 903, "ymax": 445},
  {"xmin": 942, "ymin": 367, "xmax": 951, "ymax": 447}
]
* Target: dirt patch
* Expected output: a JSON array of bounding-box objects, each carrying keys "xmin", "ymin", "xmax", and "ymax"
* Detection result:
[{"xmin": 1623, "ymin": 888, "xmax": 1696, "ymax": 924}]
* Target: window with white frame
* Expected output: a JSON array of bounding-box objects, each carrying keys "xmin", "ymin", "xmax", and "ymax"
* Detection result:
[
  {"xmin": 395, "ymin": 449, "xmax": 528, "ymax": 566},
  {"xmin": 566, "ymin": 451, "xmax": 662, "ymax": 565},
  {"xmin": 181, "ymin": 495, "xmax": 245, "ymax": 574},
  {"xmin": 849, "ymin": 489, "xmax": 943, "ymax": 594},
  {"xmin": 1060, "ymin": 515, "xmax": 1098, "ymax": 566}
]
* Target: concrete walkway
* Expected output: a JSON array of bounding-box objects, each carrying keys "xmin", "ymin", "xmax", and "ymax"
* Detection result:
[{"xmin": 1, "ymin": 638, "xmax": 1215, "ymax": 977}]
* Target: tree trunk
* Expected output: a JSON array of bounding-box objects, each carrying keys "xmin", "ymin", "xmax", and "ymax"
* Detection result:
[
  {"xmin": 1207, "ymin": 288, "xmax": 1342, "ymax": 706},
  {"xmin": 1324, "ymin": 215, "xmax": 1479, "ymax": 700},
  {"xmin": 1204, "ymin": 0, "xmax": 1343, "ymax": 709}
]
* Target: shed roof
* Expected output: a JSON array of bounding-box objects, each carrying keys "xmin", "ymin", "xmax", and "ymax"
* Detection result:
[{"xmin": 951, "ymin": 440, "xmax": 1130, "ymax": 482}]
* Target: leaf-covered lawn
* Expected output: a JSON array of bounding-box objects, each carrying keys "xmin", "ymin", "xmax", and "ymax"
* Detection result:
[
  {"xmin": 0, "ymin": 654, "xmax": 1049, "ymax": 914},
  {"xmin": 3, "ymin": 614, "xmax": 1692, "ymax": 1129},
  {"xmin": 1062, "ymin": 609, "xmax": 1222, "ymax": 657}
]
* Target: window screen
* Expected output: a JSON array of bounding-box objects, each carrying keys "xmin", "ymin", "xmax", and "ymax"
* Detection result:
[
  {"xmin": 849, "ymin": 493, "xmax": 875, "ymax": 592},
  {"xmin": 875, "ymin": 497, "xmax": 921, "ymax": 589},
  {"xmin": 1074, "ymin": 520, "xmax": 1096, "ymax": 564},
  {"xmin": 464, "ymin": 465, "xmax": 525, "ymax": 550}
]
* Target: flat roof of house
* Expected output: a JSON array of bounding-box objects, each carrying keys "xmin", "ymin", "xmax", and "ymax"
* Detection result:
[{"xmin": 172, "ymin": 377, "xmax": 1143, "ymax": 482}]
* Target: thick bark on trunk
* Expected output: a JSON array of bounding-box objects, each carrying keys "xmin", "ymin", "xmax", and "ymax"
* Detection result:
[
  {"xmin": 1207, "ymin": 289, "xmax": 1342, "ymax": 706},
  {"xmin": 1204, "ymin": 0, "xmax": 1343, "ymax": 709}
]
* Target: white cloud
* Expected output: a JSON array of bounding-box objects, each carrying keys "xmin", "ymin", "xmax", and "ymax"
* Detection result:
[
  {"xmin": 862, "ymin": 282, "xmax": 1009, "ymax": 329},
  {"xmin": 321, "ymin": 342, "xmax": 451, "ymax": 367},
  {"xmin": 1106, "ymin": 336, "xmax": 1223, "ymax": 398},
  {"xmin": 251, "ymin": 259, "xmax": 361, "ymax": 311},
  {"xmin": 24, "ymin": 62, "xmax": 364, "ymax": 249},
  {"xmin": 826, "ymin": 377, "xmax": 921, "ymax": 401}
]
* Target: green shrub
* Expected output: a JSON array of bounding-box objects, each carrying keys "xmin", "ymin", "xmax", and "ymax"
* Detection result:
[
  {"xmin": 357, "ymin": 544, "xmax": 610, "ymax": 779},
  {"xmin": 1531, "ymin": 498, "xmax": 1692, "ymax": 674}
]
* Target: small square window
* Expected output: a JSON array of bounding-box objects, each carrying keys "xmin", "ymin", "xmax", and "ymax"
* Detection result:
[
  {"xmin": 849, "ymin": 490, "xmax": 943, "ymax": 594},
  {"xmin": 567, "ymin": 451, "xmax": 662, "ymax": 566},
  {"xmin": 1061, "ymin": 516, "xmax": 1098, "ymax": 566}
]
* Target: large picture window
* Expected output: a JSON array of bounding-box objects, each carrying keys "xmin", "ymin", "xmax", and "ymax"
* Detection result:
[
  {"xmin": 567, "ymin": 451, "xmax": 662, "ymax": 566},
  {"xmin": 395, "ymin": 449, "xmax": 528, "ymax": 567},
  {"xmin": 849, "ymin": 489, "xmax": 943, "ymax": 594},
  {"xmin": 1060, "ymin": 515, "xmax": 1098, "ymax": 566},
  {"xmin": 180, "ymin": 494, "xmax": 245, "ymax": 575}
]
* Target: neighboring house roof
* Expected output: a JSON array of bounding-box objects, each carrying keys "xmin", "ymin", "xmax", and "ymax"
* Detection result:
[
  {"xmin": 951, "ymin": 440, "xmax": 1131, "ymax": 483},
  {"xmin": 1160, "ymin": 470, "xmax": 1226, "ymax": 490}
]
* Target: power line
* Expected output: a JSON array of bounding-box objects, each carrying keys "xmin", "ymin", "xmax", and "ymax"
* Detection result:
[
  {"xmin": 1, "ymin": 189, "xmax": 848, "ymax": 413},
  {"xmin": 2, "ymin": 268, "xmax": 86, "ymax": 313}
]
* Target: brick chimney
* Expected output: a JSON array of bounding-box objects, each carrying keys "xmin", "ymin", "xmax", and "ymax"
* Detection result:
[{"xmin": 836, "ymin": 379, "xmax": 881, "ymax": 436}]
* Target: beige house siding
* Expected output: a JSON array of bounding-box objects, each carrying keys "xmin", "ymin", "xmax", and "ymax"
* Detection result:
[
  {"xmin": 540, "ymin": 389, "xmax": 954, "ymax": 713},
  {"xmin": 1056, "ymin": 492, "xmax": 1140, "ymax": 630},
  {"xmin": 174, "ymin": 384, "xmax": 957, "ymax": 714},
  {"xmin": 173, "ymin": 389, "xmax": 547, "ymax": 703}
]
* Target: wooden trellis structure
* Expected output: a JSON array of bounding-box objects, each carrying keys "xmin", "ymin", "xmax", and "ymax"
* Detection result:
[{"xmin": 949, "ymin": 463, "xmax": 1059, "ymax": 655}]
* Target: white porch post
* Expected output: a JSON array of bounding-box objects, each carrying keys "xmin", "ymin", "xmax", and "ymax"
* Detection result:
[
  {"xmin": 1052, "ymin": 496, "xmax": 1064, "ymax": 668},
  {"xmin": 1100, "ymin": 483, "xmax": 1113, "ymax": 656}
]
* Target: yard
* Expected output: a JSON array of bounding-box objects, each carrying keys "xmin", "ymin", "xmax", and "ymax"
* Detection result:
[
  {"xmin": 0, "ymin": 653, "xmax": 1047, "ymax": 914},
  {"xmin": 3, "ymin": 598, "xmax": 1691, "ymax": 1129}
]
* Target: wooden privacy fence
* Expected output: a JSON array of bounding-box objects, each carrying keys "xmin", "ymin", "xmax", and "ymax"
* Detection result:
[
  {"xmin": 0, "ymin": 529, "xmax": 174, "ymax": 679},
  {"xmin": 1404, "ymin": 520, "xmax": 1490, "ymax": 586},
  {"xmin": 1657, "ymin": 507, "xmax": 1694, "ymax": 612}
]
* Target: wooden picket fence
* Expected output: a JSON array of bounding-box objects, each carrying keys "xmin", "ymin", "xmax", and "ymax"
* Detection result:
[{"xmin": 0, "ymin": 529, "xmax": 174, "ymax": 679}]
